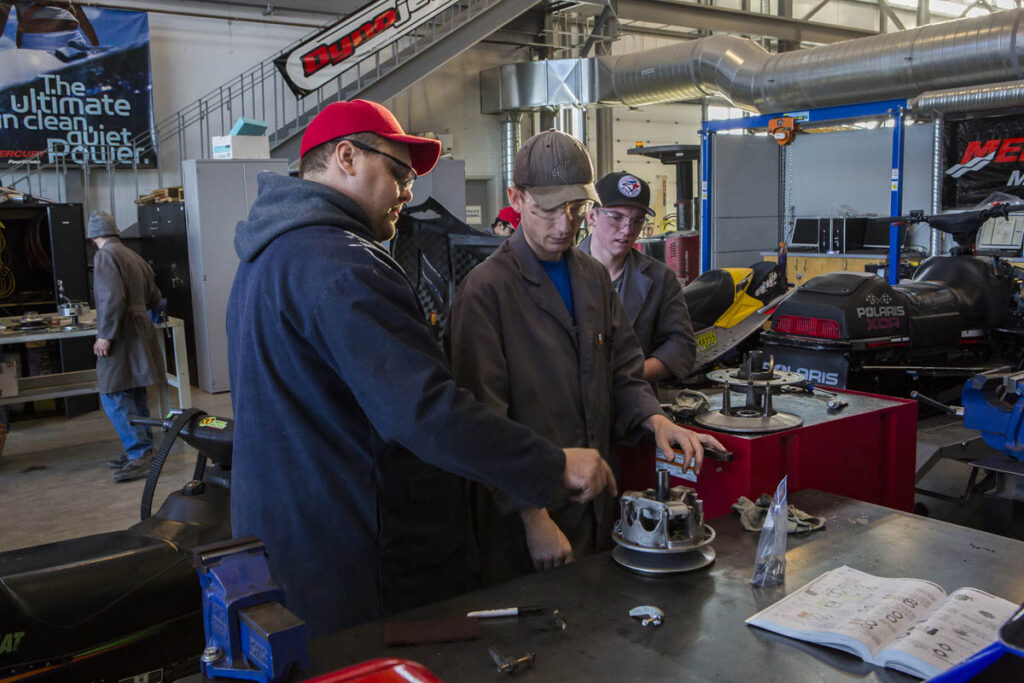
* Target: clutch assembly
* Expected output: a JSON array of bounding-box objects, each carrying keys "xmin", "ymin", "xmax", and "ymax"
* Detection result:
[{"xmin": 612, "ymin": 470, "xmax": 716, "ymax": 574}]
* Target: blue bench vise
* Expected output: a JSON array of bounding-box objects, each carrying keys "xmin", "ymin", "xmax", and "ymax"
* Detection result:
[
  {"xmin": 193, "ymin": 537, "xmax": 309, "ymax": 682},
  {"xmin": 962, "ymin": 372, "xmax": 1024, "ymax": 462}
]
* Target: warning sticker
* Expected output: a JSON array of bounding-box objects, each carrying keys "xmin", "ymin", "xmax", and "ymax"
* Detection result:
[
  {"xmin": 199, "ymin": 417, "xmax": 228, "ymax": 430},
  {"xmin": 655, "ymin": 448, "xmax": 697, "ymax": 483}
]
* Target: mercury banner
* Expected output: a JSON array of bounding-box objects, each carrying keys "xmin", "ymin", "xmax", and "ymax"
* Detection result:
[
  {"xmin": 275, "ymin": 0, "xmax": 452, "ymax": 97},
  {"xmin": 942, "ymin": 112, "xmax": 1024, "ymax": 209},
  {"xmin": 0, "ymin": 3, "xmax": 154, "ymax": 167}
]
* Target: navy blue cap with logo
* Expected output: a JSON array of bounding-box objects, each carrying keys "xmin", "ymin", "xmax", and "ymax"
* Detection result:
[{"xmin": 595, "ymin": 172, "xmax": 655, "ymax": 216}]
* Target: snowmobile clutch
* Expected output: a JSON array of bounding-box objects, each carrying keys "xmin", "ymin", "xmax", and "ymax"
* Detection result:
[{"xmin": 612, "ymin": 471, "xmax": 716, "ymax": 574}]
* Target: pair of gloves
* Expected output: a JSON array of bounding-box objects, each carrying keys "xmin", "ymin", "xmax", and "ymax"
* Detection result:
[{"xmin": 732, "ymin": 494, "xmax": 826, "ymax": 534}]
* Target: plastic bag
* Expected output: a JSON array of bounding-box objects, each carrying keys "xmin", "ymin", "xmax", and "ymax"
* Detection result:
[{"xmin": 751, "ymin": 476, "xmax": 788, "ymax": 587}]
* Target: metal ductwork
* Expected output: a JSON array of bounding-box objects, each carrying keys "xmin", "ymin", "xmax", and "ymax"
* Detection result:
[
  {"xmin": 481, "ymin": 10, "xmax": 1024, "ymax": 115},
  {"xmin": 909, "ymin": 79, "xmax": 1024, "ymax": 116}
]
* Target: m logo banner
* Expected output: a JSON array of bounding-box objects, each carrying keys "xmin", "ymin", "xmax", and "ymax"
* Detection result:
[
  {"xmin": 0, "ymin": 3, "xmax": 154, "ymax": 167},
  {"xmin": 942, "ymin": 112, "xmax": 1024, "ymax": 208},
  {"xmin": 275, "ymin": 0, "xmax": 453, "ymax": 98}
]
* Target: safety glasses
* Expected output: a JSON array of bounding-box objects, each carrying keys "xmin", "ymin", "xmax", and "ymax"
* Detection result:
[{"xmin": 341, "ymin": 138, "xmax": 417, "ymax": 191}]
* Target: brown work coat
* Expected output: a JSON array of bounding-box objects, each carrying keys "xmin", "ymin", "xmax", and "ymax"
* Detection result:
[
  {"xmin": 578, "ymin": 235, "xmax": 697, "ymax": 379},
  {"xmin": 447, "ymin": 229, "xmax": 662, "ymax": 583},
  {"xmin": 93, "ymin": 238, "xmax": 164, "ymax": 393}
]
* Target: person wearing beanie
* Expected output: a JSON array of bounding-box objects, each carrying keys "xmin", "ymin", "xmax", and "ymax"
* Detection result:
[
  {"xmin": 226, "ymin": 100, "xmax": 615, "ymax": 635},
  {"xmin": 88, "ymin": 211, "xmax": 165, "ymax": 482},
  {"xmin": 446, "ymin": 130, "xmax": 723, "ymax": 584},
  {"xmin": 578, "ymin": 172, "xmax": 696, "ymax": 383}
]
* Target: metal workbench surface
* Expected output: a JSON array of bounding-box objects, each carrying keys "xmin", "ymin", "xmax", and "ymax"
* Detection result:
[{"xmin": 304, "ymin": 490, "xmax": 1024, "ymax": 681}]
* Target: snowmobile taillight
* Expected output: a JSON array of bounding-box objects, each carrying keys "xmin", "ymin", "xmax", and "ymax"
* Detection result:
[{"xmin": 774, "ymin": 315, "xmax": 841, "ymax": 339}]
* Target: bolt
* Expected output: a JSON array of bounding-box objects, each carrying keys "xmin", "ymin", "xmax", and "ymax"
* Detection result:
[
  {"xmin": 201, "ymin": 646, "xmax": 222, "ymax": 664},
  {"xmin": 552, "ymin": 608, "xmax": 567, "ymax": 631}
]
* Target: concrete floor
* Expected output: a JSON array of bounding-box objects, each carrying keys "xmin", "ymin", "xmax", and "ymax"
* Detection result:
[
  {"xmin": 0, "ymin": 387, "xmax": 233, "ymax": 553},
  {"xmin": 0, "ymin": 389, "xmax": 1020, "ymax": 556}
]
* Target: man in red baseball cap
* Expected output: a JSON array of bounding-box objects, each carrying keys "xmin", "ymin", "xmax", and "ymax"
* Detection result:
[
  {"xmin": 227, "ymin": 101, "xmax": 616, "ymax": 635},
  {"xmin": 490, "ymin": 206, "xmax": 520, "ymax": 236}
]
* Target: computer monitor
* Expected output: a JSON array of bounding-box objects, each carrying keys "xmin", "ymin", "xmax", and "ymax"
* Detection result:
[
  {"xmin": 975, "ymin": 213, "xmax": 1024, "ymax": 255},
  {"xmin": 790, "ymin": 218, "xmax": 820, "ymax": 250},
  {"xmin": 841, "ymin": 217, "xmax": 868, "ymax": 251},
  {"xmin": 862, "ymin": 219, "xmax": 892, "ymax": 250}
]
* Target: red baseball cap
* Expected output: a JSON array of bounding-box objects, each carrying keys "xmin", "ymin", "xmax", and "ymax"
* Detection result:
[
  {"xmin": 497, "ymin": 207, "xmax": 520, "ymax": 228},
  {"xmin": 299, "ymin": 99, "xmax": 441, "ymax": 175}
]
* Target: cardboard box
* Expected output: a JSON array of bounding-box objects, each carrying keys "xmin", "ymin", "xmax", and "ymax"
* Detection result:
[
  {"xmin": 211, "ymin": 135, "xmax": 270, "ymax": 160},
  {"xmin": 0, "ymin": 359, "xmax": 18, "ymax": 398}
]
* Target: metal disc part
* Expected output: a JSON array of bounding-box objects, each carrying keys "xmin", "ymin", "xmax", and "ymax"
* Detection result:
[
  {"xmin": 694, "ymin": 409, "xmax": 803, "ymax": 434},
  {"xmin": 612, "ymin": 544, "xmax": 716, "ymax": 574},
  {"xmin": 705, "ymin": 368, "xmax": 805, "ymax": 388},
  {"xmin": 612, "ymin": 522, "xmax": 716, "ymax": 554}
]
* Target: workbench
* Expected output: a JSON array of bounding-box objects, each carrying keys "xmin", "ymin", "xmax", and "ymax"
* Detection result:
[
  {"xmin": 0, "ymin": 315, "xmax": 191, "ymax": 416},
  {"xmin": 302, "ymin": 490, "xmax": 1024, "ymax": 681}
]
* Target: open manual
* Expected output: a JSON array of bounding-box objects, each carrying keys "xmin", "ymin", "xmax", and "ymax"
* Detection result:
[{"xmin": 746, "ymin": 565, "xmax": 1018, "ymax": 679}]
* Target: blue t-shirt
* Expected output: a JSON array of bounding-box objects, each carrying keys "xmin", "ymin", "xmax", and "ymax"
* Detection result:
[{"xmin": 540, "ymin": 257, "xmax": 574, "ymax": 322}]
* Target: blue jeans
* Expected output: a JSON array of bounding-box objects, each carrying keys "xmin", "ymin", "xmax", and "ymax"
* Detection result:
[{"xmin": 100, "ymin": 387, "xmax": 153, "ymax": 461}]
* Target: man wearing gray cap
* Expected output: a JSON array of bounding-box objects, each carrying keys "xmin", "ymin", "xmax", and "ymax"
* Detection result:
[
  {"xmin": 447, "ymin": 130, "xmax": 722, "ymax": 582},
  {"xmin": 88, "ymin": 211, "xmax": 165, "ymax": 482}
]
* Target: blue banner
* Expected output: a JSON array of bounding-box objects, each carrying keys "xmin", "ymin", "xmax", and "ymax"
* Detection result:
[{"xmin": 0, "ymin": 3, "xmax": 154, "ymax": 166}]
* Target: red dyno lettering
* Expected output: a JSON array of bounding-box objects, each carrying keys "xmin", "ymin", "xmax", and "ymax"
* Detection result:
[{"xmin": 299, "ymin": 8, "xmax": 398, "ymax": 79}]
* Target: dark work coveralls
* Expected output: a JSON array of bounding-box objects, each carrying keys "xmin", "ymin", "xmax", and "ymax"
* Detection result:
[
  {"xmin": 447, "ymin": 229, "xmax": 663, "ymax": 583},
  {"xmin": 578, "ymin": 234, "xmax": 696, "ymax": 380},
  {"xmin": 227, "ymin": 173, "xmax": 567, "ymax": 635}
]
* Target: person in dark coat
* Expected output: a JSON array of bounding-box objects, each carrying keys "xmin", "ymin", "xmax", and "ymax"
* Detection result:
[
  {"xmin": 226, "ymin": 100, "xmax": 615, "ymax": 636},
  {"xmin": 578, "ymin": 172, "xmax": 696, "ymax": 384},
  {"xmin": 89, "ymin": 211, "xmax": 165, "ymax": 482},
  {"xmin": 446, "ymin": 130, "xmax": 724, "ymax": 583}
]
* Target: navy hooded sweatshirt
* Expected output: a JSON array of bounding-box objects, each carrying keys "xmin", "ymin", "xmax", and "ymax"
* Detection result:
[{"xmin": 227, "ymin": 173, "xmax": 566, "ymax": 635}]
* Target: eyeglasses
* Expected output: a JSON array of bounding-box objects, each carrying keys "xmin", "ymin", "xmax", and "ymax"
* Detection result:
[
  {"xmin": 596, "ymin": 207, "xmax": 649, "ymax": 231},
  {"xmin": 527, "ymin": 195, "xmax": 593, "ymax": 225},
  {"xmin": 341, "ymin": 138, "xmax": 417, "ymax": 191}
]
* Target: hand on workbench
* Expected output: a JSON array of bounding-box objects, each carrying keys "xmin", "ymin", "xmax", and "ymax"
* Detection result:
[
  {"xmin": 562, "ymin": 448, "xmax": 616, "ymax": 503},
  {"xmin": 644, "ymin": 414, "xmax": 725, "ymax": 475},
  {"xmin": 93, "ymin": 338, "xmax": 111, "ymax": 357},
  {"xmin": 521, "ymin": 508, "xmax": 574, "ymax": 570}
]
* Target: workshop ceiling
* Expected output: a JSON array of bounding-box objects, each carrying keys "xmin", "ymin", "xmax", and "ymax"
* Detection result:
[{"xmin": 210, "ymin": 0, "xmax": 366, "ymax": 16}]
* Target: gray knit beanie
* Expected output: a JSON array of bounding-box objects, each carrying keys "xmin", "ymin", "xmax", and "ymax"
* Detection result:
[{"xmin": 87, "ymin": 211, "xmax": 119, "ymax": 239}]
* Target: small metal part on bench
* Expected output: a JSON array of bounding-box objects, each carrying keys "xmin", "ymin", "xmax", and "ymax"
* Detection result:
[
  {"xmin": 552, "ymin": 608, "xmax": 567, "ymax": 631},
  {"xmin": 629, "ymin": 605, "xmax": 665, "ymax": 627},
  {"xmin": 488, "ymin": 645, "xmax": 537, "ymax": 674}
]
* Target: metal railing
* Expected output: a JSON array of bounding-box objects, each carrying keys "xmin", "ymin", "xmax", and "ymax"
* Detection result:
[{"xmin": 1, "ymin": 0, "xmax": 497, "ymax": 204}]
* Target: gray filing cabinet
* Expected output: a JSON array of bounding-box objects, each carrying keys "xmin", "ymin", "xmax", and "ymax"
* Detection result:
[{"xmin": 182, "ymin": 158, "xmax": 290, "ymax": 393}]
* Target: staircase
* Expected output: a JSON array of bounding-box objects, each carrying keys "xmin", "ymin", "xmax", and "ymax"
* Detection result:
[{"xmin": 1, "ymin": 0, "xmax": 539, "ymax": 206}]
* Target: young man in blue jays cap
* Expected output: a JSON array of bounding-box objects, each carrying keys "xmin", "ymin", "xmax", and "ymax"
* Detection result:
[{"xmin": 579, "ymin": 171, "xmax": 697, "ymax": 384}]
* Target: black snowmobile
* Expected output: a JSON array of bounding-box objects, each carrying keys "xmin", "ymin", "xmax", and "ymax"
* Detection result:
[
  {"xmin": 0, "ymin": 410, "xmax": 233, "ymax": 681},
  {"xmin": 761, "ymin": 201, "xmax": 1024, "ymax": 397}
]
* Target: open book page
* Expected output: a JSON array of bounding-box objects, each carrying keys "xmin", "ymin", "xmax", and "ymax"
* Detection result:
[
  {"xmin": 746, "ymin": 566, "xmax": 947, "ymax": 662},
  {"xmin": 876, "ymin": 587, "xmax": 1019, "ymax": 679}
]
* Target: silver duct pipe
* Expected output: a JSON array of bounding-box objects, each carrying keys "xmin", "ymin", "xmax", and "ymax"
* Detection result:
[
  {"xmin": 501, "ymin": 113, "xmax": 522, "ymax": 198},
  {"xmin": 481, "ymin": 10, "xmax": 1024, "ymax": 115},
  {"xmin": 605, "ymin": 10, "xmax": 1024, "ymax": 113},
  {"xmin": 909, "ymin": 79, "xmax": 1024, "ymax": 116}
]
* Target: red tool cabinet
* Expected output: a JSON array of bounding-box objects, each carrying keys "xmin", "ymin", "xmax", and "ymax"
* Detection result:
[{"xmin": 619, "ymin": 388, "xmax": 918, "ymax": 519}]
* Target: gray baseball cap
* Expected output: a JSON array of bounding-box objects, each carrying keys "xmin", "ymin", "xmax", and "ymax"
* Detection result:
[
  {"xmin": 513, "ymin": 129, "xmax": 600, "ymax": 210},
  {"xmin": 87, "ymin": 211, "xmax": 119, "ymax": 239}
]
